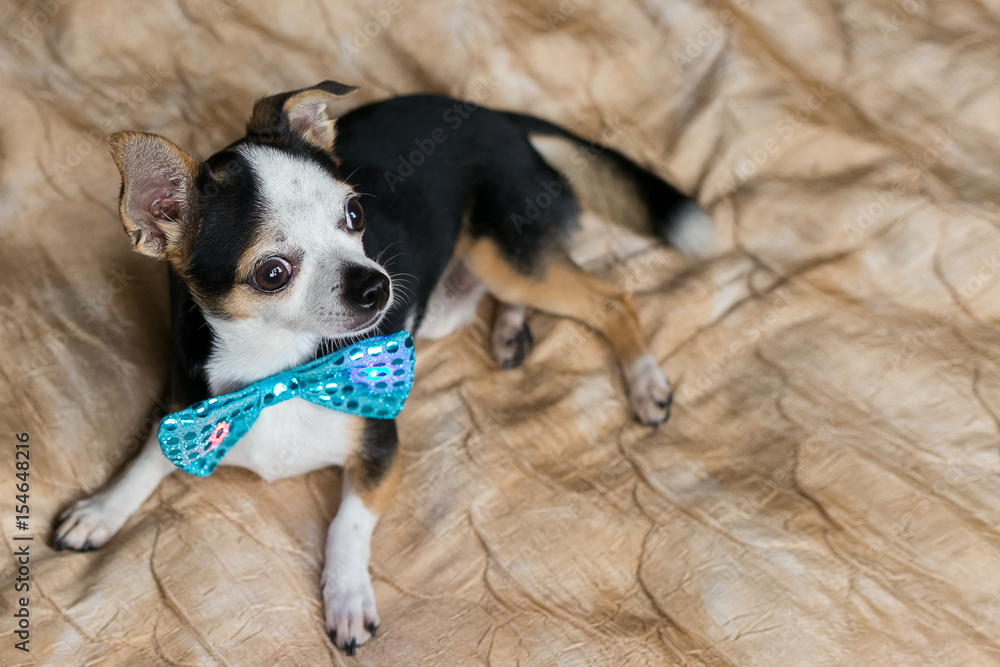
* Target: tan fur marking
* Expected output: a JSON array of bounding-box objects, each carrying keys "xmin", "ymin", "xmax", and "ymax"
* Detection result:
[
  {"xmin": 207, "ymin": 286, "xmax": 258, "ymax": 320},
  {"xmin": 247, "ymin": 82, "xmax": 357, "ymax": 147},
  {"xmin": 347, "ymin": 452, "xmax": 401, "ymax": 514},
  {"xmin": 460, "ymin": 237, "xmax": 650, "ymax": 365},
  {"xmin": 283, "ymin": 91, "xmax": 339, "ymax": 152},
  {"xmin": 209, "ymin": 229, "xmax": 295, "ymax": 320},
  {"xmin": 528, "ymin": 133, "xmax": 650, "ymax": 235}
]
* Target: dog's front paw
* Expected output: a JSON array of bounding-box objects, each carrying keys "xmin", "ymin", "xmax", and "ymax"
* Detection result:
[
  {"xmin": 50, "ymin": 493, "xmax": 129, "ymax": 551},
  {"xmin": 322, "ymin": 566, "xmax": 379, "ymax": 656},
  {"xmin": 625, "ymin": 354, "xmax": 673, "ymax": 425}
]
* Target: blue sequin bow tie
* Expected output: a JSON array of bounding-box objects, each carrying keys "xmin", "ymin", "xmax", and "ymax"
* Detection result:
[{"xmin": 158, "ymin": 331, "xmax": 415, "ymax": 477}]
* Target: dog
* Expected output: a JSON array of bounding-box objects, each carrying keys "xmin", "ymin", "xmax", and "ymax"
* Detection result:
[{"xmin": 51, "ymin": 81, "xmax": 713, "ymax": 655}]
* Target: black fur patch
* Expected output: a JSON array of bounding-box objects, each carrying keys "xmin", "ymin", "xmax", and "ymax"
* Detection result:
[
  {"xmin": 186, "ymin": 149, "xmax": 267, "ymax": 301},
  {"xmin": 356, "ymin": 418, "xmax": 398, "ymax": 490},
  {"xmin": 332, "ymin": 95, "xmax": 582, "ymax": 334},
  {"xmin": 168, "ymin": 266, "xmax": 213, "ymax": 407}
]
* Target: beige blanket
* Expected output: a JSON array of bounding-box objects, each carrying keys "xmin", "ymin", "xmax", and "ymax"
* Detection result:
[{"xmin": 2, "ymin": 0, "xmax": 999, "ymax": 664}]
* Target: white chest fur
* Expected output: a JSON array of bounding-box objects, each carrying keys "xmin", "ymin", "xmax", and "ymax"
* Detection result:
[
  {"xmin": 219, "ymin": 399, "xmax": 361, "ymax": 482},
  {"xmin": 202, "ymin": 316, "xmax": 363, "ymax": 482}
]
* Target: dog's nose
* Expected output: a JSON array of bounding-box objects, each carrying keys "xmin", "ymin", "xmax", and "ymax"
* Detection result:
[{"xmin": 344, "ymin": 265, "xmax": 390, "ymax": 311}]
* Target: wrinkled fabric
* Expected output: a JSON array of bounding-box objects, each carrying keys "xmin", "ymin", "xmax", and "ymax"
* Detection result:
[{"xmin": 2, "ymin": 0, "xmax": 1000, "ymax": 665}]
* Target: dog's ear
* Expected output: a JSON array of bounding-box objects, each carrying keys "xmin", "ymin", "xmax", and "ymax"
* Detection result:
[
  {"xmin": 107, "ymin": 131, "xmax": 200, "ymax": 261},
  {"xmin": 246, "ymin": 80, "xmax": 358, "ymax": 153}
]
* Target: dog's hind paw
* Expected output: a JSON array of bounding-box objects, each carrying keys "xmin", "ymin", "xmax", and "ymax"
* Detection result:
[
  {"xmin": 492, "ymin": 305, "xmax": 532, "ymax": 369},
  {"xmin": 625, "ymin": 354, "xmax": 673, "ymax": 425},
  {"xmin": 322, "ymin": 566, "xmax": 379, "ymax": 655}
]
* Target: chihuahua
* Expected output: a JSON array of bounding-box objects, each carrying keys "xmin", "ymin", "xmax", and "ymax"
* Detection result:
[{"xmin": 51, "ymin": 81, "xmax": 712, "ymax": 655}]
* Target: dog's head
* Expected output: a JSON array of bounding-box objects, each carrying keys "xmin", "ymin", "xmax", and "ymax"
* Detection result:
[{"xmin": 108, "ymin": 81, "xmax": 391, "ymax": 339}]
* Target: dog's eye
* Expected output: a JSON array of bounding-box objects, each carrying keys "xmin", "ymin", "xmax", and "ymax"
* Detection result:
[
  {"xmin": 345, "ymin": 198, "xmax": 365, "ymax": 232},
  {"xmin": 253, "ymin": 257, "xmax": 292, "ymax": 292}
]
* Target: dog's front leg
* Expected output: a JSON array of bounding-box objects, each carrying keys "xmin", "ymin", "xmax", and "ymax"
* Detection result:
[
  {"xmin": 322, "ymin": 419, "xmax": 400, "ymax": 656},
  {"xmin": 51, "ymin": 426, "xmax": 176, "ymax": 550}
]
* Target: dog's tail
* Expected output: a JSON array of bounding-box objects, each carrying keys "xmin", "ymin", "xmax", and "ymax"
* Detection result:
[{"xmin": 504, "ymin": 112, "xmax": 714, "ymax": 256}]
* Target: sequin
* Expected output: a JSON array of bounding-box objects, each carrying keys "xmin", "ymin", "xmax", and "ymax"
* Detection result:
[
  {"xmin": 157, "ymin": 331, "xmax": 415, "ymax": 478},
  {"xmin": 207, "ymin": 421, "xmax": 230, "ymax": 451}
]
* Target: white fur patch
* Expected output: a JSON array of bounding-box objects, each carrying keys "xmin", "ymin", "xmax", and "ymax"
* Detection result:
[
  {"xmin": 205, "ymin": 316, "xmax": 322, "ymax": 394},
  {"xmin": 416, "ymin": 281, "xmax": 488, "ymax": 339},
  {"xmin": 219, "ymin": 397, "xmax": 361, "ymax": 482},
  {"xmin": 240, "ymin": 144, "xmax": 354, "ymax": 249},
  {"xmin": 624, "ymin": 353, "xmax": 673, "ymax": 425},
  {"xmin": 322, "ymin": 492, "xmax": 380, "ymax": 647},
  {"xmin": 667, "ymin": 202, "xmax": 716, "ymax": 257},
  {"xmin": 402, "ymin": 306, "xmax": 418, "ymax": 334},
  {"xmin": 415, "ymin": 258, "xmax": 488, "ymax": 340}
]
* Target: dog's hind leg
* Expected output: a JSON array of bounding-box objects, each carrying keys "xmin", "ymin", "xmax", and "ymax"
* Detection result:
[
  {"xmin": 461, "ymin": 237, "xmax": 672, "ymax": 425},
  {"xmin": 492, "ymin": 303, "xmax": 532, "ymax": 369}
]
